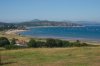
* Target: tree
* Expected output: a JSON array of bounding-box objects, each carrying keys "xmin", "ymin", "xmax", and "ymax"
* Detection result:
[
  {"xmin": 4, "ymin": 45, "xmax": 21, "ymax": 49},
  {"xmin": 27, "ymin": 39, "xmax": 37, "ymax": 47},
  {"xmin": 55, "ymin": 39, "xmax": 63, "ymax": 47},
  {"xmin": 0, "ymin": 37, "xmax": 10, "ymax": 47},
  {"xmin": 46, "ymin": 38, "xmax": 57, "ymax": 47},
  {"xmin": 80, "ymin": 43, "xmax": 88, "ymax": 46},
  {"xmin": 62, "ymin": 41, "xmax": 70, "ymax": 47},
  {"xmin": 36, "ymin": 41, "xmax": 45, "ymax": 48},
  {"xmin": 75, "ymin": 40, "xmax": 81, "ymax": 47},
  {"xmin": 10, "ymin": 38, "xmax": 16, "ymax": 45}
]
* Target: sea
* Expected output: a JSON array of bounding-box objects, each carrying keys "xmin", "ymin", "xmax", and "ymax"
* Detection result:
[{"xmin": 19, "ymin": 26, "xmax": 100, "ymax": 41}]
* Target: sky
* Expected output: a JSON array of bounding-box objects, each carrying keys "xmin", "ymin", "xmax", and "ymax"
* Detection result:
[{"xmin": 0, "ymin": 0, "xmax": 100, "ymax": 22}]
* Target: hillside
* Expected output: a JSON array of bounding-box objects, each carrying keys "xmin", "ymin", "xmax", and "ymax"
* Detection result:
[
  {"xmin": 0, "ymin": 20, "xmax": 82, "ymax": 31},
  {"xmin": 0, "ymin": 22, "xmax": 12, "ymax": 27},
  {"xmin": 0, "ymin": 22, "xmax": 17, "ymax": 31},
  {"xmin": 18, "ymin": 19, "xmax": 82, "ymax": 27},
  {"xmin": 74, "ymin": 21, "xmax": 100, "ymax": 26}
]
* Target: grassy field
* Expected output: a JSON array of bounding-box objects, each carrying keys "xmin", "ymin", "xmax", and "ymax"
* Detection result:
[
  {"xmin": 1, "ymin": 47, "xmax": 100, "ymax": 66},
  {"xmin": 0, "ymin": 31, "xmax": 30, "ymax": 41},
  {"xmin": 0, "ymin": 31, "xmax": 46, "ymax": 42}
]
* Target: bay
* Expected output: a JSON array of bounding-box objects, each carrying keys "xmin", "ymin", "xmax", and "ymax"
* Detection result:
[{"xmin": 19, "ymin": 26, "xmax": 100, "ymax": 41}]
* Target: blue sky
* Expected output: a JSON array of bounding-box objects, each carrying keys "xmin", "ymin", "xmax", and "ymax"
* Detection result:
[{"xmin": 0, "ymin": 0, "xmax": 100, "ymax": 22}]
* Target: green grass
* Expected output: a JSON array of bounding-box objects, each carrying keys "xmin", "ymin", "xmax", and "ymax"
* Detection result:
[{"xmin": 1, "ymin": 47, "xmax": 100, "ymax": 66}]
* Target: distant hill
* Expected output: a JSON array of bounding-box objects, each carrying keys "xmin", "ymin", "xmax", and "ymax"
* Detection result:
[
  {"xmin": 75, "ymin": 21, "xmax": 100, "ymax": 26},
  {"xmin": 0, "ymin": 22, "xmax": 8, "ymax": 26},
  {"xmin": 0, "ymin": 22, "xmax": 15, "ymax": 27},
  {"xmin": 18, "ymin": 19, "xmax": 82, "ymax": 27},
  {"xmin": 0, "ymin": 19, "xmax": 82, "ymax": 31},
  {"xmin": 0, "ymin": 22, "xmax": 17, "ymax": 31},
  {"xmin": 1, "ymin": 20, "xmax": 100, "ymax": 27}
]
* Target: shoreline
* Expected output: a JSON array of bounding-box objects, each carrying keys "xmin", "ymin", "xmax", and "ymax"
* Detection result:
[
  {"xmin": 27, "ymin": 25, "xmax": 85, "ymax": 29},
  {"xmin": 5, "ymin": 29, "xmax": 27, "ymax": 34},
  {"xmin": 3, "ymin": 27, "xmax": 100, "ymax": 45},
  {"xmin": 20, "ymin": 34, "xmax": 100, "ymax": 45}
]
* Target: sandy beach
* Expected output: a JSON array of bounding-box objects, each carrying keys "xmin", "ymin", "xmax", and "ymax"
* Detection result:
[{"xmin": 5, "ymin": 29, "xmax": 27, "ymax": 34}]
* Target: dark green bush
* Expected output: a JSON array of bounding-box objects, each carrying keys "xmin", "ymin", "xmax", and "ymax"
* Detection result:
[
  {"xmin": 27, "ymin": 39, "xmax": 37, "ymax": 47},
  {"xmin": 46, "ymin": 38, "xmax": 57, "ymax": 47},
  {"xmin": 4, "ymin": 45, "xmax": 22, "ymax": 49},
  {"xmin": 0, "ymin": 37, "xmax": 10, "ymax": 47},
  {"xmin": 62, "ymin": 41, "xmax": 70, "ymax": 47},
  {"xmin": 27, "ymin": 38, "xmax": 89, "ymax": 48},
  {"xmin": 10, "ymin": 38, "xmax": 16, "ymax": 45},
  {"xmin": 36, "ymin": 41, "xmax": 46, "ymax": 48},
  {"xmin": 55, "ymin": 39, "xmax": 63, "ymax": 47}
]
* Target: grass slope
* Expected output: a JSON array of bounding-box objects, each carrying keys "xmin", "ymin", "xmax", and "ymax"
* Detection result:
[
  {"xmin": 1, "ymin": 47, "xmax": 100, "ymax": 66},
  {"xmin": 0, "ymin": 32, "xmax": 30, "ymax": 41}
]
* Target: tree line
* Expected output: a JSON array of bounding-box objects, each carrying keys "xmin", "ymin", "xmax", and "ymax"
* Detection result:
[
  {"xmin": 0, "ymin": 37, "xmax": 91, "ymax": 49},
  {"xmin": 0, "ymin": 24, "xmax": 17, "ymax": 31},
  {"xmin": 27, "ymin": 38, "xmax": 89, "ymax": 48},
  {"xmin": 0, "ymin": 37, "xmax": 22, "ymax": 49},
  {"xmin": 0, "ymin": 23, "xmax": 26, "ymax": 31}
]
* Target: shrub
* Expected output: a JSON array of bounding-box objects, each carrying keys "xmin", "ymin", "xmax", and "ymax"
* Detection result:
[
  {"xmin": 10, "ymin": 38, "xmax": 16, "ymax": 45},
  {"xmin": 80, "ymin": 43, "xmax": 88, "ymax": 46},
  {"xmin": 46, "ymin": 38, "xmax": 57, "ymax": 47},
  {"xmin": 27, "ymin": 39, "xmax": 37, "ymax": 47},
  {"xmin": 72, "ymin": 40, "xmax": 81, "ymax": 47},
  {"xmin": 36, "ymin": 41, "xmax": 45, "ymax": 48},
  {"xmin": 62, "ymin": 41, "xmax": 70, "ymax": 47},
  {"xmin": 4, "ymin": 45, "xmax": 22, "ymax": 49},
  {"xmin": 0, "ymin": 37, "xmax": 10, "ymax": 47},
  {"xmin": 27, "ymin": 38, "xmax": 90, "ymax": 48}
]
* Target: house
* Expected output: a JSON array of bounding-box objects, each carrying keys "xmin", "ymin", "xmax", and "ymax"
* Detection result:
[{"xmin": 15, "ymin": 39, "xmax": 27, "ymax": 47}]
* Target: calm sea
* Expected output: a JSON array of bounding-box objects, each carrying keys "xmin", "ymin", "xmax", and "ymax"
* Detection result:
[{"xmin": 19, "ymin": 26, "xmax": 100, "ymax": 41}]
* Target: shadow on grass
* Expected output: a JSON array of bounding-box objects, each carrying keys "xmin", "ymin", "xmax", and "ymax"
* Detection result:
[{"xmin": 0, "ymin": 62, "xmax": 16, "ymax": 66}]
